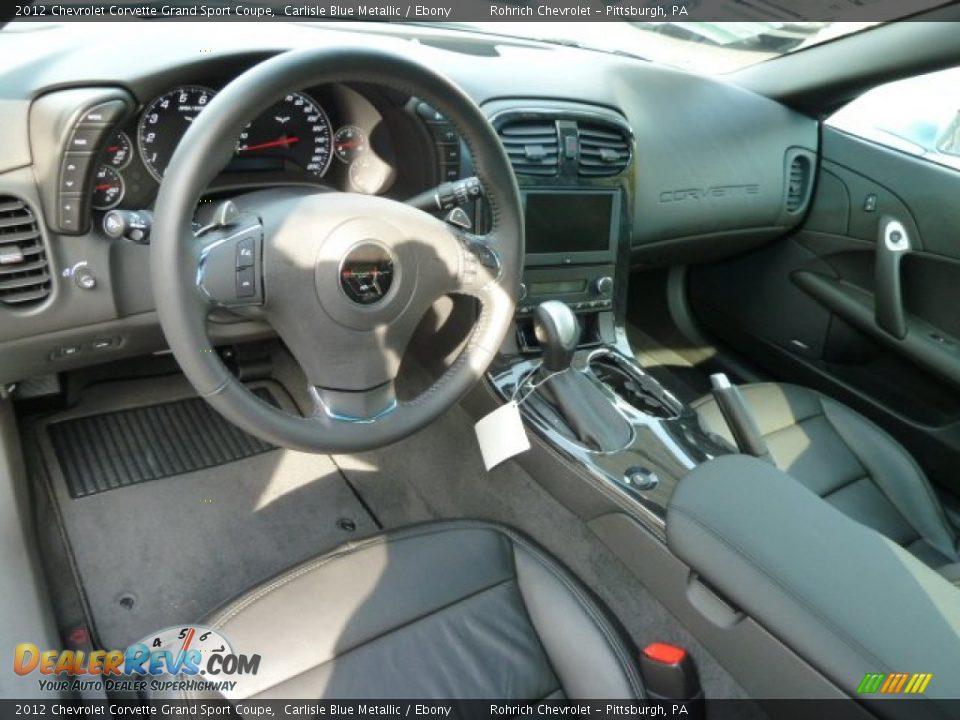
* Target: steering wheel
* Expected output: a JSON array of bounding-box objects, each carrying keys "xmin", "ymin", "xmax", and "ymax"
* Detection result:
[{"xmin": 150, "ymin": 47, "xmax": 522, "ymax": 453}]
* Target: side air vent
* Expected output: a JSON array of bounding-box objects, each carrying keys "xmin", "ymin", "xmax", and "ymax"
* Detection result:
[
  {"xmin": 497, "ymin": 120, "xmax": 559, "ymax": 176},
  {"xmin": 0, "ymin": 196, "xmax": 51, "ymax": 307},
  {"xmin": 785, "ymin": 154, "xmax": 812, "ymax": 212},
  {"xmin": 578, "ymin": 123, "xmax": 631, "ymax": 177}
]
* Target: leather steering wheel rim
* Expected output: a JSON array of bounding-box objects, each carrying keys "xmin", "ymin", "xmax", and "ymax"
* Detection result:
[{"xmin": 150, "ymin": 46, "xmax": 523, "ymax": 453}]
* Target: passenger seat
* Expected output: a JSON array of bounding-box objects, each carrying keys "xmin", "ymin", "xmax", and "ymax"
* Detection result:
[{"xmin": 693, "ymin": 382, "xmax": 960, "ymax": 583}]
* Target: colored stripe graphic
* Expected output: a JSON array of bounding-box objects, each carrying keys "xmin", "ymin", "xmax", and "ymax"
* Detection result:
[
  {"xmin": 857, "ymin": 674, "xmax": 885, "ymax": 694},
  {"xmin": 858, "ymin": 672, "xmax": 932, "ymax": 694}
]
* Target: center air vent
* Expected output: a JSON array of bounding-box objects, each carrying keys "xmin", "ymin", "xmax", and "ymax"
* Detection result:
[
  {"xmin": 785, "ymin": 153, "xmax": 812, "ymax": 213},
  {"xmin": 0, "ymin": 196, "xmax": 51, "ymax": 307},
  {"xmin": 497, "ymin": 120, "xmax": 559, "ymax": 176},
  {"xmin": 578, "ymin": 123, "xmax": 631, "ymax": 177}
]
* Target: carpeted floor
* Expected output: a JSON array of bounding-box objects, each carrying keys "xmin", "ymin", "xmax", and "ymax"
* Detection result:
[
  {"xmin": 26, "ymin": 364, "xmax": 754, "ymax": 704},
  {"xmin": 27, "ymin": 375, "xmax": 377, "ymax": 650}
]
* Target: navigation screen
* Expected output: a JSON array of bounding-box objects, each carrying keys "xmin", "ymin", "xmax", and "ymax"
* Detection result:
[{"xmin": 525, "ymin": 193, "xmax": 614, "ymax": 255}]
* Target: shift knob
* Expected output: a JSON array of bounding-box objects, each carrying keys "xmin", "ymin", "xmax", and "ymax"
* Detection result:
[{"xmin": 533, "ymin": 301, "xmax": 580, "ymax": 372}]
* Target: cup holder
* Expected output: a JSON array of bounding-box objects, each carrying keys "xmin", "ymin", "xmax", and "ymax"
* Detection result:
[{"xmin": 588, "ymin": 353, "xmax": 681, "ymax": 420}]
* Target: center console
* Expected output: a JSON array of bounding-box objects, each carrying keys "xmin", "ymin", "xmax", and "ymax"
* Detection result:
[{"xmin": 482, "ymin": 101, "xmax": 733, "ymax": 539}]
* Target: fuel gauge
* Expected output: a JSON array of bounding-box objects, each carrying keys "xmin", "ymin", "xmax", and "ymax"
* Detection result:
[
  {"xmin": 91, "ymin": 165, "xmax": 125, "ymax": 210},
  {"xmin": 103, "ymin": 131, "xmax": 132, "ymax": 169}
]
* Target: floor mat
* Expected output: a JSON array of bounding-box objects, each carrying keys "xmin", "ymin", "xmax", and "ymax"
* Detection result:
[
  {"xmin": 31, "ymin": 376, "xmax": 378, "ymax": 650},
  {"xmin": 48, "ymin": 388, "xmax": 278, "ymax": 498}
]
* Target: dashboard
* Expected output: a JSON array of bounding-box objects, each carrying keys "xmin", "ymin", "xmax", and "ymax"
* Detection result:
[{"xmin": 0, "ymin": 21, "xmax": 818, "ymax": 385}]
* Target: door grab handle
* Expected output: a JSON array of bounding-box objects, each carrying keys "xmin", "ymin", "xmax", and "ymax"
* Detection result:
[{"xmin": 875, "ymin": 217, "xmax": 910, "ymax": 339}]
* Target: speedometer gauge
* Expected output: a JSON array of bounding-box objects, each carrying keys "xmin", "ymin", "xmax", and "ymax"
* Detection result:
[
  {"xmin": 236, "ymin": 92, "xmax": 333, "ymax": 177},
  {"xmin": 138, "ymin": 85, "xmax": 216, "ymax": 181}
]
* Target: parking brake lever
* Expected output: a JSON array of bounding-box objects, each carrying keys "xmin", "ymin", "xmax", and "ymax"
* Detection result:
[{"xmin": 709, "ymin": 374, "xmax": 774, "ymax": 464}]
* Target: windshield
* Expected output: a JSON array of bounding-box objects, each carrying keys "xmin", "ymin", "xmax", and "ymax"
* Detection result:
[{"xmin": 431, "ymin": 21, "xmax": 889, "ymax": 74}]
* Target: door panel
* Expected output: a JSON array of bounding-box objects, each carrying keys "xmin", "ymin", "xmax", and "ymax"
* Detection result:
[{"xmin": 687, "ymin": 127, "xmax": 960, "ymax": 494}]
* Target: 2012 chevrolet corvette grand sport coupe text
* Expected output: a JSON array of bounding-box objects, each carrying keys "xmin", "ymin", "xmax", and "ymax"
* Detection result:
[{"xmin": 1, "ymin": 5, "xmax": 960, "ymax": 719}]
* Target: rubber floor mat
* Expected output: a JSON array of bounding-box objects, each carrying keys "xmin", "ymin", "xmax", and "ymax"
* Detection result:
[
  {"xmin": 48, "ymin": 388, "xmax": 277, "ymax": 498},
  {"xmin": 31, "ymin": 378, "xmax": 378, "ymax": 649}
]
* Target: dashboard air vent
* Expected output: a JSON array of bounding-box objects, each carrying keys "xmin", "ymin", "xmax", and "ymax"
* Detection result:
[
  {"xmin": 786, "ymin": 155, "xmax": 812, "ymax": 212},
  {"xmin": 578, "ymin": 123, "xmax": 631, "ymax": 177},
  {"xmin": 497, "ymin": 120, "xmax": 559, "ymax": 176},
  {"xmin": 0, "ymin": 196, "xmax": 51, "ymax": 307}
]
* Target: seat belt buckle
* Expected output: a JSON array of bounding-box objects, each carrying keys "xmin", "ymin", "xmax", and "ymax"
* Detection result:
[{"xmin": 640, "ymin": 642, "xmax": 703, "ymax": 701}]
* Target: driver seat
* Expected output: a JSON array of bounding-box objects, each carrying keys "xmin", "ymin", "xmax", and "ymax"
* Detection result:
[{"xmin": 159, "ymin": 521, "xmax": 644, "ymax": 699}]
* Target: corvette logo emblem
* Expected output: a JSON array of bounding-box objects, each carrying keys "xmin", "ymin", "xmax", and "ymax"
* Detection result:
[{"xmin": 339, "ymin": 244, "xmax": 395, "ymax": 306}]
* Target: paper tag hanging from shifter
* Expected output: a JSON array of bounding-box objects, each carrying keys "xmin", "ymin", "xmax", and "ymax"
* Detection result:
[{"xmin": 475, "ymin": 401, "xmax": 531, "ymax": 471}]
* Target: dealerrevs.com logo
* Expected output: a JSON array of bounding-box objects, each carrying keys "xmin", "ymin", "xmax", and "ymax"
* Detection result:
[{"xmin": 14, "ymin": 625, "xmax": 260, "ymax": 694}]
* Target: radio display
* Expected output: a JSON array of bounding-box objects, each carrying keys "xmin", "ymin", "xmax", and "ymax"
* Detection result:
[
  {"xmin": 529, "ymin": 280, "xmax": 587, "ymax": 296},
  {"xmin": 524, "ymin": 192, "xmax": 615, "ymax": 256}
]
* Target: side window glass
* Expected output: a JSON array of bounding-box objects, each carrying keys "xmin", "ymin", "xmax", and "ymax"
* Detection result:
[{"xmin": 827, "ymin": 66, "xmax": 960, "ymax": 173}]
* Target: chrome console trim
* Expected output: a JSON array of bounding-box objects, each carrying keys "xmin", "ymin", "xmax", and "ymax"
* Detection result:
[{"xmin": 488, "ymin": 344, "xmax": 732, "ymax": 538}]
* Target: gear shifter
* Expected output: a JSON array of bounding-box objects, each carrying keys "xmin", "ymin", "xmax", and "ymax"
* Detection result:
[
  {"xmin": 529, "ymin": 301, "xmax": 631, "ymax": 452},
  {"xmin": 533, "ymin": 301, "xmax": 580, "ymax": 372}
]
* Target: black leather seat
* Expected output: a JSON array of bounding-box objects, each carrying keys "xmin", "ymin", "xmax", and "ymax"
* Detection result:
[
  {"xmin": 169, "ymin": 521, "xmax": 644, "ymax": 699},
  {"xmin": 694, "ymin": 382, "xmax": 960, "ymax": 580}
]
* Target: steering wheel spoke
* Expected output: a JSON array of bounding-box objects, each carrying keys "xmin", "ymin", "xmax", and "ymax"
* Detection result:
[
  {"xmin": 194, "ymin": 217, "xmax": 265, "ymax": 309},
  {"xmin": 310, "ymin": 380, "xmax": 398, "ymax": 425}
]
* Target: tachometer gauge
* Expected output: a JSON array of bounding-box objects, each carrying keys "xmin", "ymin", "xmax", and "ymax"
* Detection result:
[
  {"xmin": 91, "ymin": 165, "xmax": 124, "ymax": 210},
  {"xmin": 103, "ymin": 131, "xmax": 132, "ymax": 169},
  {"xmin": 236, "ymin": 92, "xmax": 333, "ymax": 177},
  {"xmin": 334, "ymin": 126, "xmax": 367, "ymax": 163},
  {"xmin": 138, "ymin": 85, "xmax": 216, "ymax": 181}
]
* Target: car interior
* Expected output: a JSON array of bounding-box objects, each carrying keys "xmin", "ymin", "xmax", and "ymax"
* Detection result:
[{"xmin": 2, "ymin": 9, "xmax": 960, "ymax": 713}]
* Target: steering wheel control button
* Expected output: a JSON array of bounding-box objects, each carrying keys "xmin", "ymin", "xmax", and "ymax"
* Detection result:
[
  {"xmin": 339, "ymin": 243, "xmax": 395, "ymax": 306},
  {"xmin": 466, "ymin": 240, "xmax": 501, "ymax": 272},
  {"xmin": 197, "ymin": 223, "xmax": 263, "ymax": 306},
  {"xmin": 444, "ymin": 206, "xmax": 472, "ymax": 230},
  {"xmin": 236, "ymin": 266, "xmax": 256, "ymax": 298},
  {"xmin": 236, "ymin": 237, "xmax": 255, "ymax": 269}
]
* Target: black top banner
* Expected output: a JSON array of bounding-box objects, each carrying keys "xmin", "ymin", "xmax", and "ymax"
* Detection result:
[{"xmin": 4, "ymin": 0, "xmax": 959, "ymax": 22}]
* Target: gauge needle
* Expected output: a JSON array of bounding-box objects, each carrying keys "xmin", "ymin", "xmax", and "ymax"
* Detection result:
[
  {"xmin": 240, "ymin": 136, "xmax": 300, "ymax": 152},
  {"xmin": 180, "ymin": 627, "xmax": 196, "ymax": 654},
  {"xmin": 95, "ymin": 184, "xmax": 113, "ymax": 191}
]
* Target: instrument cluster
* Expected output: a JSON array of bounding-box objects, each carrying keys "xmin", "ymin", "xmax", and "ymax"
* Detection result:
[{"xmin": 90, "ymin": 83, "xmax": 397, "ymax": 212}]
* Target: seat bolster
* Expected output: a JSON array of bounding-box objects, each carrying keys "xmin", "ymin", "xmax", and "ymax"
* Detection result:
[
  {"xmin": 820, "ymin": 397, "xmax": 958, "ymax": 562},
  {"xmin": 512, "ymin": 540, "xmax": 644, "ymax": 699}
]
